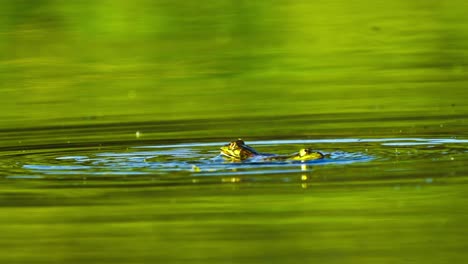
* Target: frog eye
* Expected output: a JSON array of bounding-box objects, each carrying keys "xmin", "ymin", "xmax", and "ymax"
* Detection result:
[
  {"xmin": 299, "ymin": 148, "xmax": 311, "ymax": 156},
  {"xmin": 236, "ymin": 139, "xmax": 245, "ymax": 145}
]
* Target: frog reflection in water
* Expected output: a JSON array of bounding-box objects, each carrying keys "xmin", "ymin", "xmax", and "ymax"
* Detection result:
[{"xmin": 220, "ymin": 139, "xmax": 324, "ymax": 161}]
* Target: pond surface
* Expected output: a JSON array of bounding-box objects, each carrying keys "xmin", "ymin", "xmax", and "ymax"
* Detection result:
[
  {"xmin": 1, "ymin": 134, "xmax": 468, "ymax": 263},
  {"xmin": 7, "ymin": 138, "xmax": 466, "ymax": 180},
  {"xmin": 1, "ymin": 0, "xmax": 468, "ymax": 263}
]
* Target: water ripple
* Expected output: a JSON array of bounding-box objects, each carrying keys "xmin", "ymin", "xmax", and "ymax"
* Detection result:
[{"xmin": 12, "ymin": 138, "xmax": 467, "ymax": 179}]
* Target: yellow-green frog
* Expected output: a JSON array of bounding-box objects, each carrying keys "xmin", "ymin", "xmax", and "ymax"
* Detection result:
[{"xmin": 220, "ymin": 139, "xmax": 324, "ymax": 162}]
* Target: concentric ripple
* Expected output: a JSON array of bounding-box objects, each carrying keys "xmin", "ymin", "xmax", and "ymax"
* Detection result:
[{"xmin": 11, "ymin": 138, "xmax": 467, "ymax": 180}]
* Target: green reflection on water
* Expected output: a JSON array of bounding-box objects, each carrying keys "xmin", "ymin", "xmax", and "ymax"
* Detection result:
[
  {"xmin": 1, "ymin": 1, "xmax": 468, "ymax": 263},
  {"xmin": 0, "ymin": 0, "xmax": 467, "ymax": 133},
  {"xmin": 1, "ymin": 177, "xmax": 468, "ymax": 264}
]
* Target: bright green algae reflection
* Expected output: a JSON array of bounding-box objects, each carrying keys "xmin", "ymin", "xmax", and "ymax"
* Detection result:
[
  {"xmin": 1, "ymin": 0, "xmax": 468, "ymax": 263},
  {"xmin": 1, "ymin": 0, "xmax": 467, "ymax": 131}
]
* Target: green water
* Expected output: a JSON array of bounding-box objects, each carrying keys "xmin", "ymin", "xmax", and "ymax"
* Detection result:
[{"xmin": 1, "ymin": 1, "xmax": 468, "ymax": 263}]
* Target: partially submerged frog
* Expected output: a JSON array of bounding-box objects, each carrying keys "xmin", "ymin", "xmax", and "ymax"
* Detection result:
[{"xmin": 220, "ymin": 139, "xmax": 324, "ymax": 162}]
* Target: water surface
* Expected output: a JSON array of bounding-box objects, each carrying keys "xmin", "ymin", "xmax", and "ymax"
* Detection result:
[
  {"xmin": 1, "ymin": 135, "xmax": 468, "ymax": 263},
  {"xmin": 1, "ymin": 0, "xmax": 468, "ymax": 263}
]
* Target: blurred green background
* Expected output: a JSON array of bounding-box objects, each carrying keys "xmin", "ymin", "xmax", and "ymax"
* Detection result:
[
  {"xmin": 1, "ymin": 0, "xmax": 467, "ymax": 140},
  {"xmin": 1, "ymin": 1, "xmax": 468, "ymax": 264}
]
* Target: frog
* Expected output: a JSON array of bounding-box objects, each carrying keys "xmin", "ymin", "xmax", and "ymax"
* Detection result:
[{"xmin": 220, "ymin": 139, "xmax": 324, "ymax": 162}]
